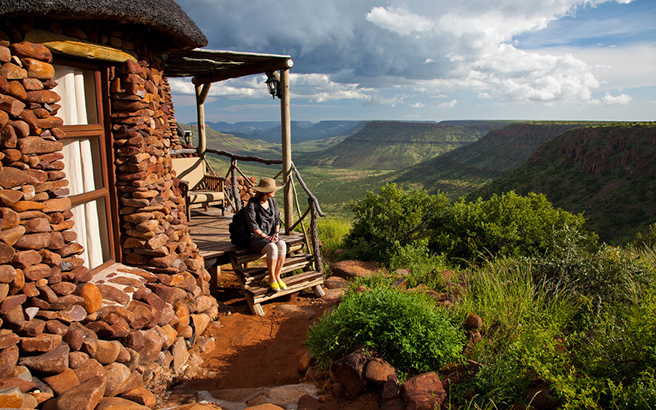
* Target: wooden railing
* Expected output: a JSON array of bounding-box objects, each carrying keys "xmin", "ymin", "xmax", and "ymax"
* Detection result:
[{"xmin": 170, "ymin": 148, "xmax": 324, "ymax": 273}]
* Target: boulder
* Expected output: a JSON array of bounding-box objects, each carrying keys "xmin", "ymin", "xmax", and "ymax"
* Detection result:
[{"xmin": 400, "ymin": 372, "xmax": 446, "ymax": 410}]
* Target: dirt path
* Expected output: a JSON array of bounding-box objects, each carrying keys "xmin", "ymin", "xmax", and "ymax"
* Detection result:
[{"xmin": 158, "ymin": 269, "xmax": 379, "ymax": 410}]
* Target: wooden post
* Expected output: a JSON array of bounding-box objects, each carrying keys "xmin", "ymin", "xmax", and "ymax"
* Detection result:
[
  {"xmin": 231, "ymin": 158, "xmax": 241, "ymax": 211},
  {"xmin": 195, "ymin": 83, "xmax": 211, "ymax": 157},
  {"xmin": 280, "ymin": 68, "xmax": 293, "ymax": 234}
]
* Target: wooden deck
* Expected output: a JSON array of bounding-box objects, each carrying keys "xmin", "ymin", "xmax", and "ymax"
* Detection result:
[
  {"xmin": 187, "ymin": 207, "xmax": 237, "ymax": 268},
  {"xmin": 187, "ymin": 206, "xmax": 306, "ymax": 269}
]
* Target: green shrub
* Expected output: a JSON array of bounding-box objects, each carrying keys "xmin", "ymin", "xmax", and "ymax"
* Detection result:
[
  {"xmin": 431, "ymin": 192, "xmax": 597, "ymax": 264},
  {"xmin": 343, "ymin": 185, "xmax": 596, "ymax": 267},
  {"xmin": 343, "ymin": 183, "xmax": 450, "ymax": 264},
  {"xmin": 306, "ymin": 286, "xmax": 466, "ymax": 375}
]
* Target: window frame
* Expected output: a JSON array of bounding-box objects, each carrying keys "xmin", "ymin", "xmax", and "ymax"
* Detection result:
[{"xmin": 53, "ymin": 57, "xmax": 120, "ymax": 270}]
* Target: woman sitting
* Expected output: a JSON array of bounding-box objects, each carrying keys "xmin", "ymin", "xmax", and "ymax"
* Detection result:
[{"xmin": 245, "ymin": 177, "xmax": 287, "ymax": 291}]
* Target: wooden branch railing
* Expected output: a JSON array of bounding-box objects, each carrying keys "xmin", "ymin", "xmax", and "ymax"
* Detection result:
[{"xmin": 170, "ymin": 148, "xmax": 323, "ymax": 273}]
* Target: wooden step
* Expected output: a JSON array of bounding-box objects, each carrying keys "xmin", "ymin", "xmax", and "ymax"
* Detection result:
[
  {"xmin": 230, "ymin": 234, "xmax": 305, "ymax": 267},
  {"xmin": 245, "ymin": 270, "xmax": 324, "ymax": 300},
  {"xmin": 236, "ymin": 254, "xmax": 314, "ymax": 286}
]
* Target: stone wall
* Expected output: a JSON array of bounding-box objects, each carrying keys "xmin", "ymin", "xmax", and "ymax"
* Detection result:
[{"xmin": 0, "ymin": 20, "xmax": 216, "ymax": 409}]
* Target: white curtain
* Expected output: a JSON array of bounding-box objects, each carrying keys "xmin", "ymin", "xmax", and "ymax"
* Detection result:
[
  {"xmin": 55, "ymin": 65, "xmax": 103, "ymax": 269},
  {"xmin": 53, "ymin": 66, "xmax": 88, "ymax": 125}
]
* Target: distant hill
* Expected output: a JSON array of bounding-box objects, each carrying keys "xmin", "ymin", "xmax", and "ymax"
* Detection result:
[
  {"xmin": 294, "ymin": 121, "xmax": 508, "ymax": 170},
  {"xmin": 470, "ymin": 123, "xmax": 656, "ymax": 244},
  {"xmin": 178, "ymin": 123, "xmax": 281, "ymax": 159},
  {"xmin": 393, "ymin": 122, "xmax": 587, "ymax": 197},
  {"xmin": 202, "ymin": 120, "xmax": 365, "ymax": 143}
]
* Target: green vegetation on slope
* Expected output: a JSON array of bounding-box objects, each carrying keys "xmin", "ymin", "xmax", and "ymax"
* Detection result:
[
  {"xmin": 294, "ymin": 121, "xmax": 502, "ymax": 170},
  {"xmin": 393, "ymin": 122, "xmax": 591, "ymax": 198},
  {"xmin": 470, "ymin": 122, "xmax": 656, "ymax": 244}
]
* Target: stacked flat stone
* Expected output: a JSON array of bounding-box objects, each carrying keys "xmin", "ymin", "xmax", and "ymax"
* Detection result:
[{"xmin": 0, "ymin": 21, "xmax": 218, "ymax": 410}]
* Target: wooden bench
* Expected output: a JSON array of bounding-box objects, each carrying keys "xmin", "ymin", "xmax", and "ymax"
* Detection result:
[
  {"xmin": 171, "ymin": 157, "xmax": 226, "ymax": 220},
  {"xmin": 229, "ymin": 233, "xmax": 325, "ymax": 316}
]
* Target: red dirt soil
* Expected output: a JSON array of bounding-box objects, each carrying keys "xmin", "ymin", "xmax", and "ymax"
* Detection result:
[{"xmin": 159, "ymin": 268, "xmax": 379, "ymax": 410}]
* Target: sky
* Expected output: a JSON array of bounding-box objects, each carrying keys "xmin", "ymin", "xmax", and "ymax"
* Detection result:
[{"xmin": 170, "ymin": 0, "xmax": 656, "ymax": 124}]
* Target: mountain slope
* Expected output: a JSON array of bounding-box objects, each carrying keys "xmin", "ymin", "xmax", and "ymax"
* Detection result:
[
  {"xmin": 203, "ymin": 120, "xmax": 364, "ymax": 143},
  {"xmin": 295, "ymin": 121, "xmax": 505, "ymax": 170},
  {"xmin": 470, "ymin": 123, "xmax": 656, "ymax": 243},
  {"xmin": 393, "ymin": 123, "xmax": 586, "ymax": 197}
]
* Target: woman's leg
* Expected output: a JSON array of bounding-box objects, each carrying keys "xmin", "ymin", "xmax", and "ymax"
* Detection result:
[
  {"xmin": 274, "ymin": 241, "xmax": 287, "ymax": 283},
  {"xmin": 261, "ymin": 242, "xmax": 279, "ymax": 286}
]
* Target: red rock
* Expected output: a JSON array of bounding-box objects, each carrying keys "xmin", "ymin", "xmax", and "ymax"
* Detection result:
[
  {"xmin": 0, "ymin": 386, "xmax": 29, "ymax": 408},
  {"xmin": 96, "ymin": 284, "xmax": 130, "ymax": 306},
  {"xmin": 55, "ymin": 375, "xmax": 105, "ymax": 410},
  {"xmin": 18, "ymin": 341, "xmax": 69, "ymax": 374},
  {"xmin": 19, "ymin": 318, "xmax": 46, "ymax": 337},
  {"xmin": 0, "ymin": 294, "xmax": 26, "ymax": 314},
  {"xmin": 49, "ymin": 281, "xmax": 76, "ymax": 296},
  {"xmin": 73, "ymin": 358, "xmax": 105, "ymax": 383},
  {"xmin": 7, "ymin": 80, "xmax": 26, "ymax": 100},
  {"xmin": 10, "ymin": 42, "xmax": 53, "ymax": 62},
  {"xmin": 23, "ymin": 263, "xmax": 51, "ymax": 281},
  {"xmin": 63, "ymin": 322, "xmax": 97, "ymax": 352},
  {"xmin": 0, "ymin": 207, "xmax": 19, "ymax": 229},
  {"xmin": 11, "ymin": 249, "xmax": 42, "ymax": 268},
  {"xmin": 0, "ymin": 242, "xmax": 15, "ymax": 264},
  {"xmin": 93, "ymin": 339, "xmax": 122, "ymax": 365},
  {"xmin": 78, "ymin": 283, "xmax": 102, "ymax": 314},
  {"xmin": 330, "ymin": 349, "xmax": 369, "ymax": 398},
  {"xmin": 19, "ymin": 333, "xmax": 62, "ymax": 352},
  {"xmin": 44, "ymin": 319, "xmax": 69, "ymax": 335},
  {"xmin": 23, "ymin": 217, "xmax": 52, "ymax": 233},
  {"xmin": 147, "ymin": 283, "xmax": 187, "ymax": 304},
  {"xmin": 13, "ymin": 232, "xmax": 51, "ymax": 250},
  {"xmin": 22, "ymin": 58, "xmax": 54, "ymax": 80},
  {"xmin": 0, "ymin": 377, "xmax": 36, "ymax": 393},
  {"xmin": 0, "ymin": 264, "xmax": 17, "ymax": 283},
  {"xmin": 329, "ymin": 260, "xmax": 381, "ymax": 279},
  {"xmin": 119, "ymin": 387, "xmax": 156, "ymax": 408},
  {"xmin": 0, "ymin": 123, "xmax": 17, "ymax": 148},
  {"xmin": 0, "ymin": 345, "xmax": 19, "ymax": 378},
  {"xmin": 17, "ymin": 135, "xmax": 63, "ymax": 155},
  {"xmin": 137, "ymin": 329, "xmax": 164, "ymax": 364},
  {"xmin": 0, "ymin": 94, "xmax": 25, "ymax": 117},
  {"xmin": 0, "ymin": 167, "xmax": 31, "ymax": 189},
  {"xmin": 464, "ymin": 313, "xmax": 483, "ymax": 330},
  {"xmin": 43, "ymin": 368, "xmax": 80, "ymax": 395},
  {"xmin": 400, "ymin": 372, "xmax": 446, "ymax": 410},
  {"xmin": 24, "ymin": 90, "xmax": 60, "ymax": 104},
  {"xmin": 103, "ymin": 362, "xmax": 131, "ymax": 396},
  {"xmin": 95, "ymin": 396, "xmax": 152, "ymax": 410},
  {"xmin": 364, "ymin": 358, "xmax": 396, "ymax": 387},
  {"xmin": 0, "ymin": 62, "xmax": 27, "ymax": 80},
  {"xmin": 0, "ymin": 225, "xmax": 25, "ymax": 246}
]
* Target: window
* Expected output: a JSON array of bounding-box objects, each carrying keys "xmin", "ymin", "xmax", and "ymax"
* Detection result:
[{"xmin": 53, "ymin": 63, "xmax": 115, "ymax": 270}]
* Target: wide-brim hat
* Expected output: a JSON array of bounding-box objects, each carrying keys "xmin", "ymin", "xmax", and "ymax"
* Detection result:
[{"xmin": 252, "ymin": 177, "xmax": 284, "ymax": 193}]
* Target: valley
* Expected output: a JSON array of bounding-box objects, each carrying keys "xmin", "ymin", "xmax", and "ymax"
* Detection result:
[{"xmin": 181, "ymin": 120, "xmax": 656, "ymax": 244}]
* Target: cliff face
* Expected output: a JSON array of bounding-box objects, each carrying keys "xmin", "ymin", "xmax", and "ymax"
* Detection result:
[
  {"xmin": 532, "ymin": 125, "xmax": 656, "ymax": 177},
  {"xmin": 476, "ymin": 123, "xmax": 656, "ymax": 244}
]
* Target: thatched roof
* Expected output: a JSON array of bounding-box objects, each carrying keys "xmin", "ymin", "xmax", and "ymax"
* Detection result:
[{"xmin": 0, "ymin": 0, "xmax": 208, "ymax": 49}]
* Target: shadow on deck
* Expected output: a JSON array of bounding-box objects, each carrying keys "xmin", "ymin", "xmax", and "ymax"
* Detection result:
[{"xmin": 187, "ymin": 207, "xmax": 237, "ymax": 269}]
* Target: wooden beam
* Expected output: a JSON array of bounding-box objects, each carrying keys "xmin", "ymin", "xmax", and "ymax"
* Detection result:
[
  {"xmin": 192, "ymin": 58, "xmax": 293, "ymax": 85},
  {"xmin": 195, "ymin": 83, "xmax": 210, "ymax": 156},
  {"xmin": 25, "ymin": 30, "xmax": 137, "ymax": 62},
  {"xmin": 280, "ymin": 68, "xmax": 294, "ymax": 234}
]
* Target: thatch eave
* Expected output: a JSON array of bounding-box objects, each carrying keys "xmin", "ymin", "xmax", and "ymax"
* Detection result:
[{"xmin": 0, "ymin": 0, "xmax": 208, "ymax": 49}]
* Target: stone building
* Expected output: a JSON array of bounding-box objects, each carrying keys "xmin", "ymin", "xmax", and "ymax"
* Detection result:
[{"xmin": 0, "ymin": 0, "xmax": 225, "ymax": 407}]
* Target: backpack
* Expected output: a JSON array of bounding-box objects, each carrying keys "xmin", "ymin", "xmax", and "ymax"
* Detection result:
[{"xmin": 229, "ymin": 207, "xmax": 251, "ymax": 247}]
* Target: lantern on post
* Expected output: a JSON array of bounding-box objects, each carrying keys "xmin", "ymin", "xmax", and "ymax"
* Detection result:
[{"xmin": 265, "ymin": 71, "xmax": 281, "ymax": 99}]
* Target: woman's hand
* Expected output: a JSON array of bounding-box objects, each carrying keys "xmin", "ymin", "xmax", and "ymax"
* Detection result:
[{"xmin": 271, "ymin": 233, "xmax": 279, "ymax": 243}]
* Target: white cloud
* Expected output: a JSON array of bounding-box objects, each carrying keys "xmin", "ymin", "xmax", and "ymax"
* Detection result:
[
  {"xmin": 438, "ymin": 100, "xmax": 458, "ymax": 108},
  {"xmin": 602, "ymin": 92, "xmax": 632, "ymax": 105},
  {"xmin": 173, "ymin": 0, "xmax": 653, "ymax": 119},
  {"xmin": 365, "ymin": 7, "xmax": 434, "ymax": 36}
]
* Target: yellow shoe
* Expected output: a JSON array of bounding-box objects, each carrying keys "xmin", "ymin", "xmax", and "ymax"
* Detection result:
[
  {"xmin": 269, "ymin": 281, "xmax": 280, "ymax": 291},
  {"xmin": 278, "ymin": 280, "xmax": 287, "ymax": 290}
]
